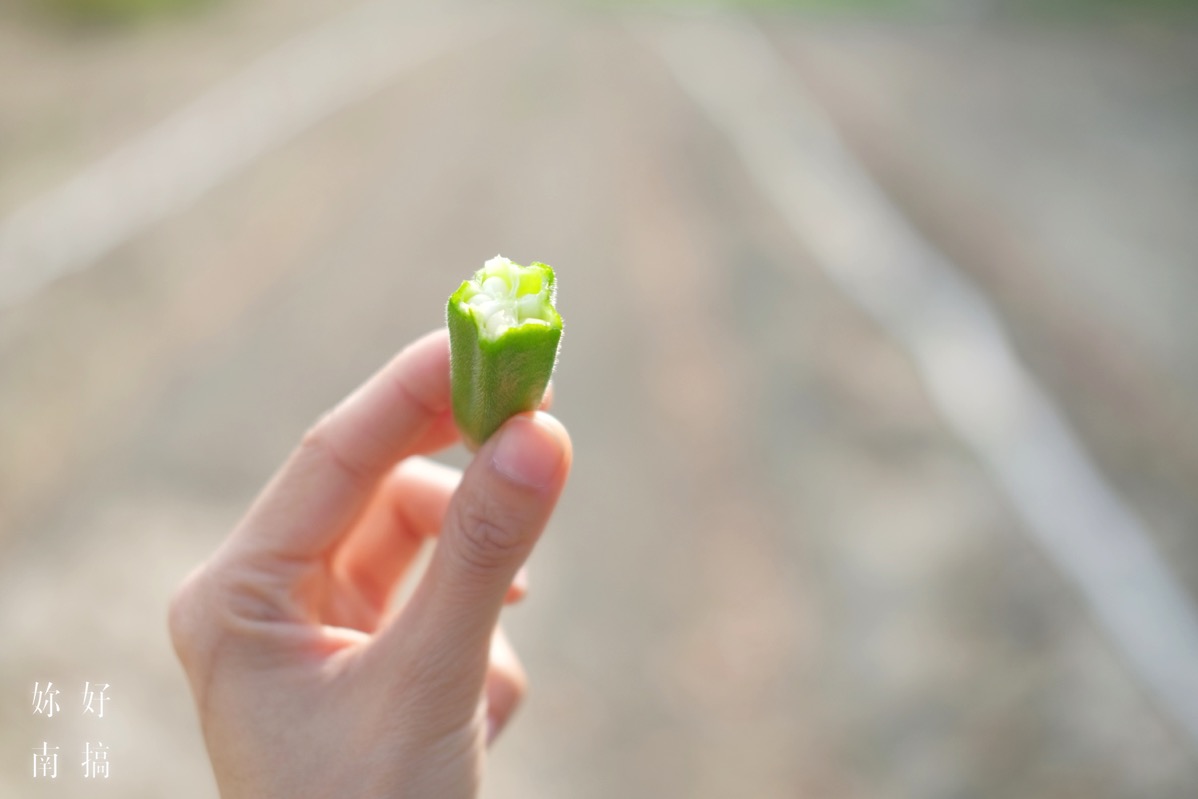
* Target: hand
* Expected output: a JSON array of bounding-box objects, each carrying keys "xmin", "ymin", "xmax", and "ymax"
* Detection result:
[{"xmin": 168, "ymin": 328, "xmax": 572, "ymax": 798}]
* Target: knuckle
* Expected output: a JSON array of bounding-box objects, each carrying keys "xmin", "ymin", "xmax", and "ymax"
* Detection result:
[
  {"xmin": 450, "ymin": 495, "xmax": 529, "ymax": 575},
  {"xmin": 167, "ymin": 555, "xmax": 291, "ymax": 683},
  {"xmin": 298, "ymin": 414, "xmax": 372, "ymax": 488},
  {"xmin": 298, "ymin": 413, "xmax": 334, "ymax": 456},
  {"xmin": 217, "ymin": 566, "xmax": 295, "ymax": 625},
  {"xmin": 167, "ymin": 569, "xmax": 211, "ymax": 666},
  {"xmin": 168, "ymin": 553, "xmax": 298, "ymax": 666}
]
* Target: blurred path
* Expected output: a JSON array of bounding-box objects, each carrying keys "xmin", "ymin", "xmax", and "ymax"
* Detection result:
[
  {"xmin": 644, "ymin": 15, "xmax": 1198, "ymax": 750},
  {"xmin": 1, "ymin": 5, "xmax": 1197, "ymax": 798}
]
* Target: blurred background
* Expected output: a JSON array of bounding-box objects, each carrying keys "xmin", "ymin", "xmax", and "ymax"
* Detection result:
[{"xmin": 2, "ymin": 0, "xmax": 1198, "ymax": 796}]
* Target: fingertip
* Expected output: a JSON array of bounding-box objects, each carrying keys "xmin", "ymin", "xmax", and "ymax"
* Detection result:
[
  {"xmin": 489, "ymin": 412, "xmax": 570, "ymax": 491},
  {"xmin": 530, "ymin": 410, "xmax": 571, "ymax": 457},
  {"xmin": 503, "ymin": 566, "xmax": 529, "ymax": 604}
]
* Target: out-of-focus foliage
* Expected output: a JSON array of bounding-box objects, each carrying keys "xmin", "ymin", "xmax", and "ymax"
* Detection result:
[
  {"xmin": 33, "ymin": 0, "xmax": 213, "ymax": 24},
  {"xmin": 587, "ymin": 0, "xmax": 1198, "ymax": 15}
]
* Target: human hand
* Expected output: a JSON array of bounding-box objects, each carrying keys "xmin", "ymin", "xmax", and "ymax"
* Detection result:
[{"xmin": 168, "ymin": 328, "xmax": 572, "ymax": 798}]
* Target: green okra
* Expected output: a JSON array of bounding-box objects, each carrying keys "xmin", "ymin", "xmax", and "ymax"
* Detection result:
[{"xmin": 447, "ymin": 255, "xmax": 563, "ymax": 450}]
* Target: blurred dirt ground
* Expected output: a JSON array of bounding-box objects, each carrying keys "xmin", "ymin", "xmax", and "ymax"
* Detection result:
[{"xmin": 2, "ymin": 2, "xmax": 1197, "ymax": 797}]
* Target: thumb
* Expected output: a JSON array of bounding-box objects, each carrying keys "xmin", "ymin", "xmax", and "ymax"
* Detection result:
[{"xmin": 380, "ymin": 412, "xmax": 570, "ymax": 691}]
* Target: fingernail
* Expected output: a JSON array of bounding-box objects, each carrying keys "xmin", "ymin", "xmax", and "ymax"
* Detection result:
[
  {"xmin": 491, "ymin": 413, "xmax": 565, "ymax": 489},
  {"xmin": 504, "ymin": 566, "xmax": 529, "ymax": 604}
]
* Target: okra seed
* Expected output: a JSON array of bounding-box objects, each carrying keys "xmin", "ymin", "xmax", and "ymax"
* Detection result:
[
  {"xmin": 482, "ymin": 275, "xmax": 510, "ymax": 298},
  {"xmin": 517, "ymin": 294, "xmax": 542, "ymax": 320},
  {"xmin": 460, "ymin": 256, "xmax": 557, "ymax": 342}
]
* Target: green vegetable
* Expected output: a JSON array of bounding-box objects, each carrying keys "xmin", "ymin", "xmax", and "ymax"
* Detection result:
[{"xmin": 447, "ymin": 256, "xmax": 563, "ymax": 450}]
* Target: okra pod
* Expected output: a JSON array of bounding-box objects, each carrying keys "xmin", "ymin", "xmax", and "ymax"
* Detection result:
[{"xmin": 447, "ymin": 255, "xmax": 563, "ymax": 450}]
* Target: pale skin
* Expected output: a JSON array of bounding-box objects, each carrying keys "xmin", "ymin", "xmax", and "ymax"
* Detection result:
[{"xmin": 168, "ymin": 328, "xmax": 571, "ymax": 797}]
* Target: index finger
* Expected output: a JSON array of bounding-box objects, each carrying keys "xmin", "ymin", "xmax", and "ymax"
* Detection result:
[{"xmin": 232, "ymin": 328, "xmax": 454, "ymax": 563}]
